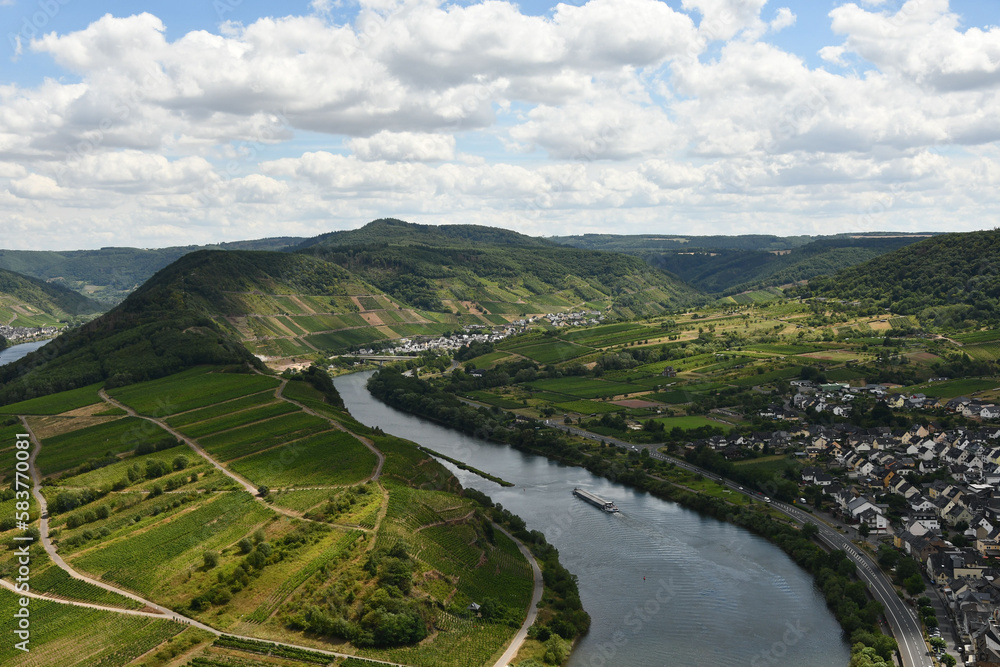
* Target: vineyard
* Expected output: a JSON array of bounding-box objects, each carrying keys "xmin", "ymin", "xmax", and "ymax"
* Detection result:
[
  {"xmin": 108, "ymin": 367, "xmax": 280, "ymax": 416},
  {"xmin": 36, "ymin": 417, "xmax": 149, "ymax": 475},
  {"xmin": 0, "ymin": 589, "xmax": 186, "ymax": 666},
  {"xmin": 29, "ymin": 557, "xmax": 144, "ymax": 610},
  {"xmin": 198, "ymin": 413, "xmax": 331, "ymax": 461},
  {"xmin": 245, "ymin": 529, "xmax": 362, "ymax": 623},
  {"xmin": 227, "ymin": 430, "xmax": 377, "ymax": 487},
  {"xmin": 164, "ymin": 391, "xmax": 279, "ymax": 428},
  {"xmin": 175, "ymin": 401, "xmax": 297, "ymax": 438},
  {"xmin": 69, "ymin": 491, "xmax": 273, "ymax": 595},
  {"xmin": 0, "ymin": 382, "xmax": 105, "ymax": 415}
]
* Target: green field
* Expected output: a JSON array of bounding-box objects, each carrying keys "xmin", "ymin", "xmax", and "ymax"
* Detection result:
[
  {"xmin": 562, "ymin": 322, "xmax": 653, "ymax": 347},
  {"xmin": 228, "ymin": 430, "xmax": 378, "ymax": 487},
  {"xmin": 654, "ymin": 415, "xmax": 732, "ymax": 431},
  {"xmin": 0, "ymin": 589, "xmax": 186, "ymax": 666},
  {"xmin": 466, "ymin": 351, "xmax": 512, "ymax": 368},
  {"xmin": 463, "ymin": 391, "xmax": 523, "ymax": 409},
  {"xmin": 898, "ymin": 378, "xmax": 999, "ymax": 398},
  {"xmin": 109, "ymin": 367, "xmax": 280, "ymax": 416},
  {"xmin": 0, "ymin": 382, "xmax": 105, "ymax": 415},
  {"xmin": 954, "ymin": 329, "xmax": 1000, "ymax": 344},
  {"xmin": 198, "ymin": 412, "xmax": 331, "ymax": 461},
  {"xmin": 176, "ymin": 400, "xmax": 298, "ymax": 438},
  {"xmin": 165, "ymin": 391, "xmax": 278, "ymax": 428},
  {"xmin": 37, "ymin": 417, "xmax": 154, "ymax": 475},
  {"xmin": 554, "ymin": 400, "xmax": 623, "ymax": 414},
  {"xmin": 528, "ymin": 376, "xmax": 642, "ymax": 399},
  {"xmin": 70, "ymin": 491, "xmax": 272, "ymax": 595},
  {"xmin": 507, "ymin": 340, "xmax": 591, "ymax": 364},
  {"xmin": 646, "ymin": 389, "xmax": 694, "ymax": 404}
]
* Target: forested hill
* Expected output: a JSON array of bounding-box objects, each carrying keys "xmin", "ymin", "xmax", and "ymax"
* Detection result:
[
  {"xmin": 553, "ymin": 232, "xmax": 933, "ymax": 295},
  {"xmin": 298, "ymin": 219, "xmax": 699, "ymax": 317},
  {"xmin": 798, "ymin": 229, "xmax": 1000, "ymax": 328},
  {"xmin": 296, "ymin": 218, "xmax": 554, "ymax": 249},
  {"xmin": 0, "ymin": 267, "xmax": 102, "ymax": 325}
]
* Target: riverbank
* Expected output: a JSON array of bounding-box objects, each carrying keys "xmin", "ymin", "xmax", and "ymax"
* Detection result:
[{"xmin": 362, "ymin": 367, "xmax": 895, "ymax": 665}]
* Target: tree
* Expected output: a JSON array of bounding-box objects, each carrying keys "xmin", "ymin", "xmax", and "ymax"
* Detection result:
[
  {"xmin": 904, "ymin": 574, "xmax": 925, "ymax": 595},
  {"xmin": 941, "ymin": 655, "xmax": 956, "ymax": 667},
  {"xmin": 203, "ymin": 551, "xmax": 219, "ymax": 569},
  {"xmin": 858, "ymin": 523, "xmax": 871, "ymax": 538}
]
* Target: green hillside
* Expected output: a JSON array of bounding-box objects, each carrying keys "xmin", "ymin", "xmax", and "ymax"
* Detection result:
[
  {"xmin": 800, "ymin": 229, "xmax": 1000, "ymax": 329},
  {"xmin": 0, "ymin": 237, "xmax": 303, "ymax": 305},
  {"xmin": 301, "ymin": 220, "xmax": 699, "ymax": 318},
  {"xmin": 553, "ymin": 233, "xmax": 933, "ymax": 295},
  {"xmin": 0, "ymin": 267, "xmax": 102, "ymax": 329},
  {"xmin": 297, "ymin": 218, "xmax": 554, "ymax": 249}
]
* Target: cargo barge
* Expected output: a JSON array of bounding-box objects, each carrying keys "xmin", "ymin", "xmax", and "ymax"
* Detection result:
[{"xmin": 573, "ymin": 488, "xmax": 620, "ymax": 513}]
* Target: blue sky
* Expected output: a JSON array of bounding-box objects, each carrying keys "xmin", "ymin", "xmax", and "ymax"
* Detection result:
[{"xmin": 1, "ymin": 0, "xmax": 999, "ymax": 249}]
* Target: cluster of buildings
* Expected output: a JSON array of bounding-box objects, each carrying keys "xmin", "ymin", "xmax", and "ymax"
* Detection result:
[
  {"xmin": 354, "ymin": 324, "xmax": 525, "ymax": 356},
  {"xmin": 0, "ymin": 324, "xmax": 60, "ymax": 342},
  {"xmin": 541, "ymin": 310, "xmax": 603, "ymax": 327},
  {"xmin": 695, "ymin": 417, "xmax": 1000, "ymax": 664}
]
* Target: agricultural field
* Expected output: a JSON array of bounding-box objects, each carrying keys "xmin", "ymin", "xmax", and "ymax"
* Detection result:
[
  {"xmin": 554, "ymin": 399, "xmax": 623, "ymax": 414},
  {"xmin": 0, "ymin": 382, "xmax": 105, "ymax": 415},
  {"xmin": 227, "ymin": 430, "xmax": 378, "ymax": 487},
  {"xmin": 654, "ymin": 416, "xmax": 732, "ymax": 431},
  {"xmin": 506, "ymin": 340, "xmax": 591, "ymax": 364},
  {"xmin": 0, "ymin": 589, "xmax": 187, "ymax": 666},
  {"xmin": 69, "ymin": 491, "xmax": 272, "ymax": 596},
  {"xmin": 562, "ymin": 322, "xmax": 658, "ymax": 348},
  {"xmin": 197, "ymin": 412, "xmax": 331, "ymax": 461},
  {"xmin": 176, "ymin": 401, "xmax": 298, "ymax": 438},
  {"xmin": 527, "ymin": 376, "xmax": 643, "ymax": 399},
  {"xmin": 897, "ymin": 378, "xmax": 1000, "ymax": 399},
  {"xmin": 165, "ymin": 391, "xmax": 279, "ymax": 428},
  {"xmin": 108, "ymin": 367, "xmax": 280, "ymax": 416},
  {"xmin": 463, "ymin": 390, "xmax": 524, "ymax": 409},
  {"xmin": 466, "ymin": 350, "xmax": 513, "ymax": 368},
  {"xmin": 953, "ymin": 329, "xmax": 1000, "ymax": 344},
  {"xmin": 35, "ymin": 417, "xmax": 150, "ymax": 475}
]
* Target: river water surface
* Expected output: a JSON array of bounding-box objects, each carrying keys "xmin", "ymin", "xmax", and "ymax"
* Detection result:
[
  {"xmin": 0, "ymin": 339, "xmax": 51, "ymax": 367},
  {"xmin": 335, "ymin": 371, "xmax": 849, "ymax": 667}
]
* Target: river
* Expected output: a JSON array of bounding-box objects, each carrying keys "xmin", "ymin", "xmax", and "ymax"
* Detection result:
[
  {"xmin": 0, "ymin": 339, "xmax": 52, "ymax": 367},
  {"xmin": 334, "ymin": 371, "xmax": 849, "ymax": 667}
]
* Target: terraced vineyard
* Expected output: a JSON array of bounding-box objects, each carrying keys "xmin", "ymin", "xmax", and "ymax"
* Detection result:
[
  {"xmin": 0, "ymin": 589, "xmax": 186, "ymax": 666},
  {"xmin": 0, "ymin": 362, "xmax": 539, "ymax": 666}
]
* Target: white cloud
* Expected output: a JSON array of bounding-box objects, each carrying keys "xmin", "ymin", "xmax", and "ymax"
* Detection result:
[
  {"xmin": 348, "ymin": 131, "xmax": 455, "ymax": 161},
  {"xmin": 0, "ymin": 2, "xmax": 997, "ymax": 248},
  {"xmin": 770, "ymin": 8, "xmax": 796, "ymax": 33},
  {"xmin": 828, "ymin": 0, "xmax": 1000, "ymax": 91}
]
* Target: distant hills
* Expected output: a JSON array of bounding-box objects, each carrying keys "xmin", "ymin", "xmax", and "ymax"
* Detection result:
[
  {"xmin": 300, "ymin": 219, "xmax": 697, "ymax": 317},
  {"xmin": 552, "ymin": 232, "xmax": 935, "ymax": 295},
  {"xmin": 0, "ymin": 237, "xmax": 303, "ymax": 305},
  {"xmin": 0, "ymin": 267, "xmax": 101, "ymax": 332},
  {"xmin": 0, "ymin": 220, "xmax": 699, "ymax": 403},
  {"xmin": 800, "ymin": 229, "xmax": 1000, "ymax": 328}
]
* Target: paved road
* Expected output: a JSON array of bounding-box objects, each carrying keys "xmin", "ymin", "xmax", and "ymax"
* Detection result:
[
  {"xmin": 543, "ymin": 420, "xmax": 931, "ymax": 667},
  {"xmin": 491, "ymin": 524, "xmax": 544, "ymax": 667}
]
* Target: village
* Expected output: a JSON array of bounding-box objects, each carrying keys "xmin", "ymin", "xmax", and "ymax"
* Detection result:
[
  {"xmin": 352, "ymin": 311, "xmax": 604, "ymax": 356},
  {"xmin": 0, "ymin": 323, "xmax": 61, "ymax": 343},
  {"xmin": 690, "ymin": 380, "xmax": 1000, "ymax": 664}
]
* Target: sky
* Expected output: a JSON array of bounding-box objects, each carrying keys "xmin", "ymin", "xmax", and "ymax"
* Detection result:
[{"xmin": 1, "ymin": 0, "xmax": 999, "ymax": 250}]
